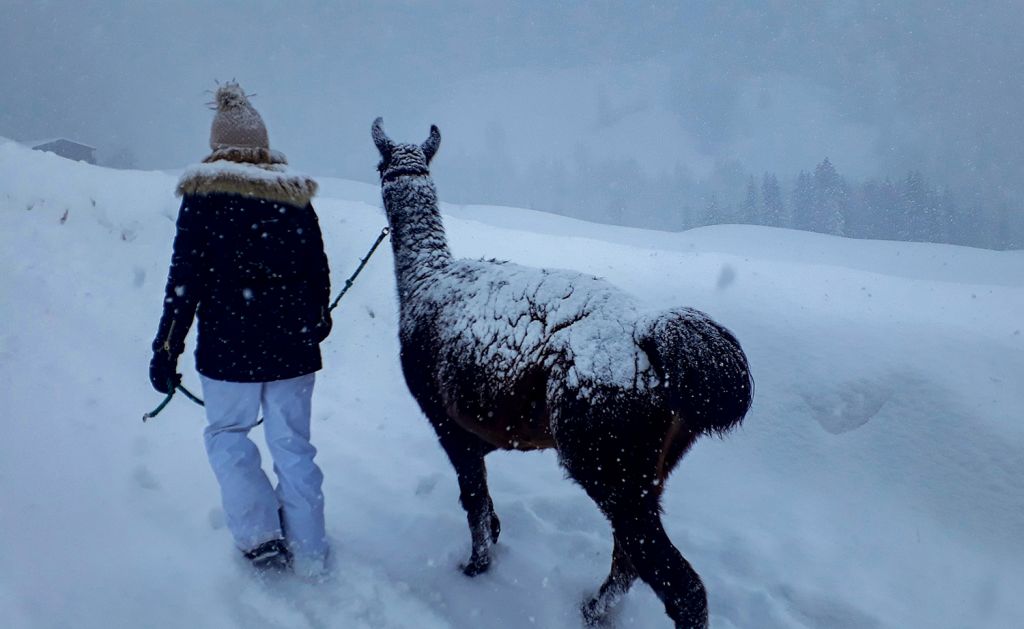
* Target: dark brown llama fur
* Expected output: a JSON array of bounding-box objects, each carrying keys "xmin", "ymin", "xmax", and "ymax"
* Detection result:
[{"xmin": 372, "ymin": 118, "xmax": 753, "ymax": 629}]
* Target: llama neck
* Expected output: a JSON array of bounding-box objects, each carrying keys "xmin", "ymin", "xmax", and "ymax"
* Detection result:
[{"xmin": 382, "ymin": 175, "xmax": 452, "ymax": 290}]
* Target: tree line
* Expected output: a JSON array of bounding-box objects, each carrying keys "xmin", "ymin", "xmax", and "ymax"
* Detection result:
[
  {"xmin": 697, "ymin": 158, "xmax": 1022, "ymax": 250},
  {"xmin": 446, "ymin": 152, "xmax": 1021, "ymax": 251}
]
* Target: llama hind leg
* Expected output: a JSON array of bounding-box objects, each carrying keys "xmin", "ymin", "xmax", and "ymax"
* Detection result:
[
  {"xmin": 581, "ymin": 535, "xmax": 638, "ymax": 626},
  {"xmin": 611, "ymin": 508, "xmax": 708, "ymax": 628},
  {"xmin": 559, "ymin": 424, "xmax": 707, "ymax": 627},
  {"xmin": 583, "ymin": 486, "xmax": 708, "ymax": 628},
  {"xmin": 432, "ymin": 418, "xmax": 501, "ymax": 576}
]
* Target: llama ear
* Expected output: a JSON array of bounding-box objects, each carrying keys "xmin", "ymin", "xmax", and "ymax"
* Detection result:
[
  {"xmin": 372, "ymin": 117, "xmax": 393, "ymax": 156},
  {"xmin": 422, "ymin": 125, "xmax": 441, "ymax": 163}
]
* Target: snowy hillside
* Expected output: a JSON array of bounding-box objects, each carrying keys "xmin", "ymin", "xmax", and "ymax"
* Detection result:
[{"xmin": 1, "ymin": 139, "xmax": 1022, "ymax": 628}]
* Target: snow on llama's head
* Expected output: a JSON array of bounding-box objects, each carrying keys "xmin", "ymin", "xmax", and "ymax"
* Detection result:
[{"xmin": 372, "ymin": 117, "xmax": 441, "ymax": 183}]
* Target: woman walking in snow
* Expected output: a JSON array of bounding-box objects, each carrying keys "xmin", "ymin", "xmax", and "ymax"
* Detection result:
[{"xmin": 149, "ymin": 82, "xmax": 331, "ymax": 577}]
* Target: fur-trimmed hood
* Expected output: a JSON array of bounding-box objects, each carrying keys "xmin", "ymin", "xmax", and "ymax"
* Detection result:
[{"xmin": 176, "ymin": 147, "xmax": 318, "ymax": 207}]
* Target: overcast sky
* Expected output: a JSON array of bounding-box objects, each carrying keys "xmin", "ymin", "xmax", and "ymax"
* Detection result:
[{"xmin": 3, "ymin": 1, "xmax": 1022, "ymax": 216}]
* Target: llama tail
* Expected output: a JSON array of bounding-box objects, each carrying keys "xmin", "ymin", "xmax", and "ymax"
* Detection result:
[{"xmin": 639, "ymin": 308, "xmax": 753, "ymax": 437}]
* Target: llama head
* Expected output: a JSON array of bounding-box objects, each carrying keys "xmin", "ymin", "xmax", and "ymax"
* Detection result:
[{"xmin": 372, "ymin": 117, "xmax": 441, "ymax": 182}]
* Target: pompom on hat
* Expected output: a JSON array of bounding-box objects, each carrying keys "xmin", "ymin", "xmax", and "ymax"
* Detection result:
[{"xmin": 208, "ymin": 81, "xmax": 269, "ymax": 151}]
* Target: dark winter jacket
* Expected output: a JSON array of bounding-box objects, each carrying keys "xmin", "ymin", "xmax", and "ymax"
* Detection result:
[{"xmin": 152, "ymin": 157, "xmax": 331, "ymax": 383}]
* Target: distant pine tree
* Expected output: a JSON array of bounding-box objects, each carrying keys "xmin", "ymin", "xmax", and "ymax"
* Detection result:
[
  {"xmin": 813, "ymin": 158, "xmax": 846, "ymax": 235},
  {"xmin": 741, "ymin": 176, "xmax": 759, "ymax": 224},
  {"xmin": 857, "ymin": 178, "xmax": 899, "ymax": 240},
  {"xmin": 899, "ymin": 170, "xmax": 931, "ymax": 241},
  {"xmin": 843, "ymin": 183, "xmax": 868, "ymax": 238},
  {"xmin": 761, "ymin": 172, "xmax": 784, "ymax": 227},
  {"xmin": 701, "ymin": 193, "xmax": 723, "ymax": 226},
  {"xmin": 792, "ymin": 171, "xmax": 815, "ymax": 231},
  {"xmin": 911, "ymin": 173, "xmax": 946, "ymax": 243},
  {"xmin": 933, "ymin": 185, "xmax": 958, "ymax": 244}
]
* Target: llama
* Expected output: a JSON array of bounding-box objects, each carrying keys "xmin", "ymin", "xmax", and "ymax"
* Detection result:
[{"xmin": 372, "ymin": 118, "xmax": 752, "ymax": 628}]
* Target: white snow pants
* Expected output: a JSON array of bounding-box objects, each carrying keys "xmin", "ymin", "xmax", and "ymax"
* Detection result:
[{"xmin": 199, "ymin": 373, "xmax": 327, "ymax": 561}]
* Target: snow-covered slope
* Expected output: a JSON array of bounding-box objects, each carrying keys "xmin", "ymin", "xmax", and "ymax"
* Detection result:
[{"xmin": 1, "ymin": 139, "xmax": 1022, "ymax": 628}]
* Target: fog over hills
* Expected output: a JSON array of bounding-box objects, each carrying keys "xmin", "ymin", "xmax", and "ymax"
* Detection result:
[{"xmin": 3, "ymin": 1, "xmax": 1021, "ymax": 238}]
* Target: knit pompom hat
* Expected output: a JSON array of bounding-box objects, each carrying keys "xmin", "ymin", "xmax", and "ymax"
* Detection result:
[{"xmin": 209, "ymin": 82, "xmax": 269, "ymax": 151}]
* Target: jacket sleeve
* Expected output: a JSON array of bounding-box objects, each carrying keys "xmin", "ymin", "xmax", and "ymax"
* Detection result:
[
  {"xmin": 152, "ymin": 197, "xmax": 204, "ymax": 358},
  {"xmin": 307, "ymin": 203, "xmax": 333, "ymax": 343}
]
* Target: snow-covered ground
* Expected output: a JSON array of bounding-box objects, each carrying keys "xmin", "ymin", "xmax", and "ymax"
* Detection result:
[{"xmin": 1, "ymin": 139, "xmax": 1022, "ymax": 628}]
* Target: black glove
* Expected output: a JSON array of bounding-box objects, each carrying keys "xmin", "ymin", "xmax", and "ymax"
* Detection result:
[
  {"xmin": 313, "ymin": 308, "xmax": 333, "ymax": 343},
  {"xmin": 149, "ymin": 350, "xmax": 182, "ymax": 394}
]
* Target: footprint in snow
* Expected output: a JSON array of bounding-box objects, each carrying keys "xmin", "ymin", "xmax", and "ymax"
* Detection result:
[
  {"xmin": 208, "ymin": 507, "xmax": 226, "ymax": 530},
  {"xmin": 800, "ymin": 378, "xmax": 893, "ymax": 435},
  {"xmin": 414, "ymin": 473, "xmax": 442, "ymax": 496},
  {"xmin": 132, "ymin": 465, "xmax": 161, "ymax": 491}
]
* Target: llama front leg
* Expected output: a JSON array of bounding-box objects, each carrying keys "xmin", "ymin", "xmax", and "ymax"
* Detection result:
[
  {"xmin": 432, "ymin": 418, "xmax": 501, "ymax": 576},
  {"xmin": 451, "ymin": 448, "xmax": 500, "ymax": 576}
]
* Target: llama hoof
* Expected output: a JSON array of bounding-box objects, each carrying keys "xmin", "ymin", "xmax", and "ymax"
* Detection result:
[
  {"xmin": 461, "ymin": 554, "xmax": 491, "ymax": 577},
  {"xmin": 489, "ymin": 512, "xmax": 501, "ymax": 543},
  {"xmin": 580, "ymin": 597, "xmax": 609, "ymax": 627}
]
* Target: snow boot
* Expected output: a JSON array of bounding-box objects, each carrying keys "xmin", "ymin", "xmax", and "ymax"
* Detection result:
[{"xmin": 243, "ymin": 538, "xmax": 291, "ymax": 572}]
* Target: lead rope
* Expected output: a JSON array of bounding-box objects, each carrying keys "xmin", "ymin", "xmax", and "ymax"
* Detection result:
[
  {"xmin": 329, "ymin": 226, "xmax": 391, "ymax": 312},
  {"xmin": 142, "ymin": 226, "xmax": 391, "ymax": 422},
  {"xmin": 142, "ymin": 381, "xmax": 204, "ymax": 422}
]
